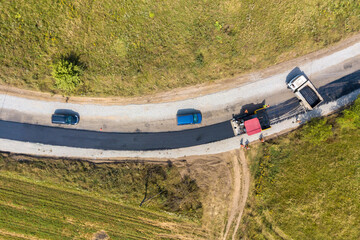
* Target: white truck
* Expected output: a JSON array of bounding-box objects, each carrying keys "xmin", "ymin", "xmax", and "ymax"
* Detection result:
[{"xmin": 287, "ymin": 75, "xmax": 323, "ymax": 110}]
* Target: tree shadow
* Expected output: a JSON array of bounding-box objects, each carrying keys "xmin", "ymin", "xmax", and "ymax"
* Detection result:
[{"xmin": 60, "ymin": 51, "xmax": 87, "ymax": 70}]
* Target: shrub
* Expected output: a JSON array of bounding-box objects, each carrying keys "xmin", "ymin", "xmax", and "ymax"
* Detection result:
[
  {"xmin": 301, "ymin": 118, "xmax": 333, "ymax": 144},
  {"xmin": 337, "ymin": 96, "xmax": 360, "ymax": 129},
  {"xmin": 52, "ymin": 58, "xmax": 83, "ymax": 94},
  {"xmin": 164, "ymin": 175, "xmax": 202, "ymax": 216}
]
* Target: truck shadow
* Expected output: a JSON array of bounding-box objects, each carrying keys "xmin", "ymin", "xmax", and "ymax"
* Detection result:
[
  {"xmin": 318, "ymin": 69, "xmax": 360, "ymax": 102},
  {"xmin": 233, "ymin": 101, "xmax": 265, "ymax": 118},
  {"xmin": 286, "ymin": 67, "xmax": 309, "ymax": 84},
  {"xmin": 297, "ymin": 107, "xmax": 323, "ymax": 123}
]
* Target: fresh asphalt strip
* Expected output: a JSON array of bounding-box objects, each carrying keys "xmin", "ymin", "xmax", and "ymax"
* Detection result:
[
  {"xmin": 1, "ymin": 70, "xmax": 360, "ymax": 151},
  {"xmin": 0, "ymin": 120, "xmax": 234, "ymax": 151}
]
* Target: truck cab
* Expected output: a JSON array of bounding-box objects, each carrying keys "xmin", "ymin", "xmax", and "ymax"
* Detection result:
[{"xmin": 288, "ymin": 75, "xmax": 323, "ymax": 110}]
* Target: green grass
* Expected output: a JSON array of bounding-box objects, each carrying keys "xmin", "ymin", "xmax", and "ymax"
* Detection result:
[
  {"xmin": 240, "ymin": 97, "xmax": 360, "ymax": 240},
  {"xmin": 0, "ymin": 156, "xmax": 206, "ymax": 239},
  {"xmin": 1, "ymin": 0, "xmax": 360, "ymax": 96}
]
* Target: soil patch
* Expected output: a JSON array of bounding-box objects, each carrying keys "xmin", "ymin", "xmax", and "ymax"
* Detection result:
[{"xmin": 92, "ymin": 230, "xmax": 109, "ymax": 240}]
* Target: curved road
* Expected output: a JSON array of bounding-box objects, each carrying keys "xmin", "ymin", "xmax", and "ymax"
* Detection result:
[{"xmin": 1, "ymin": 69, "xmax": 359, "ymax": 151}]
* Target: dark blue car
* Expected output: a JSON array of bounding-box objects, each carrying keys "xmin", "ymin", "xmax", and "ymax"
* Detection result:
[
  {"xmin": 177, "ymin": 113, "xmax": 202, "ymax": 125},
  {"xmin": 51, "ymin": 114, "xmax": 79, "ymax": 125}
]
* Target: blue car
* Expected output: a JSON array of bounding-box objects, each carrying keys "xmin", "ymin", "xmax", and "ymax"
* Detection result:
[
  {"xmin": 51, "ymin": 114, "xmax": 79, "ymax": 125},
  {"xmin": 177, "ymin": 113, "xmax": 202, "ymax": 125}
]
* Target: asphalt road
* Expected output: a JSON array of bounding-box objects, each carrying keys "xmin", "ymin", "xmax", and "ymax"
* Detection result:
[
  {"xmin": 268, "ymin": 69, "xmax": 360, "ymax": 122},
  {"xmin": 0, "ymin": 120, "xmax": 234, "ymax": 150},
  {"xmin": 1, "ymin": 70, "xmax": 359, "ymax": 151}
]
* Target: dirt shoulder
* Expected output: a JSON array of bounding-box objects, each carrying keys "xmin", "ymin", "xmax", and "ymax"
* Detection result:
[
  {"xmin": 173, "ymin": 151, "xmax": 235, "ymax": 239},
  {"xmin": 1, "ymin": 33, "xmax": 360, "ymax": 105}
]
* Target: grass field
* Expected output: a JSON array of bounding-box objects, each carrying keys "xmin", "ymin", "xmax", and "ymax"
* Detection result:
[
  {"xmin": 1, "ymin": 0, "xmax": 360, "ymax": 96},
  {"xmin": 240, "ymin": 97, "xmax": 360, "ymax": 239},
  {"xmin": 0, "ymin": 156, "xmax": 206, "ymax": 239}
]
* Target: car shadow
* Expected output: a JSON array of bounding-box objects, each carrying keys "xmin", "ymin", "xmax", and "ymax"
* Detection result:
[
  {"xmin": 176, "ymin": 108, "xmax": 201, "ymax": 116},
  {"xmin": 54, "ymin": 109, "xmax": 80, "ymax": 120}
]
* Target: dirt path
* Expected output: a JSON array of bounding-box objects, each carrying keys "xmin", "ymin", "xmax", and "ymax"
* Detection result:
[
  {"xmin": 231, "ymin": 150, "xmax": 250, "ymax": 239},
  {"xmin": 222, "ymin": 150, "xmax": 250, "ymax": 240}
]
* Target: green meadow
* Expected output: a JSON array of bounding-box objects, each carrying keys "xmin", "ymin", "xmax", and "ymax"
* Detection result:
[
  {"xmin": 1, "ymin": 0, "xmax": 360, "ymax": 96},
  {"xmin": 241, "ymin": 97, "xmax": 360, "ymax": 239}
]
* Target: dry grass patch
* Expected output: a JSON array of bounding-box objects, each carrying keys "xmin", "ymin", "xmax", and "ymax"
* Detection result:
[{"xmin": 0, "ymin": 151, "xmax": 245, "ymax": 239}]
